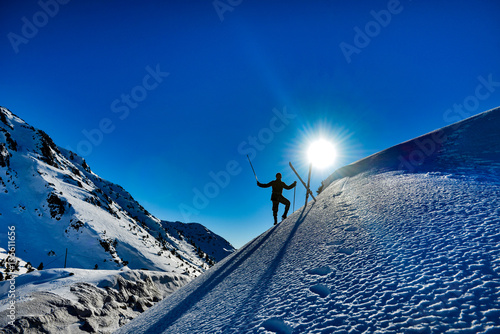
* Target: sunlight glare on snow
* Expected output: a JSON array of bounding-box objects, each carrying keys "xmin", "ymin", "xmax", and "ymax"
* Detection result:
[{"xmin": 307, "ymin": 139, "xmax": 336, "ymax": 169}]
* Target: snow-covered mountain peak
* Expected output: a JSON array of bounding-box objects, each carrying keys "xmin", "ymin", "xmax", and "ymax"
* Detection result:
[{"xmin": 0, "ymin": 106, "xmax": 235, "ymax": 279}]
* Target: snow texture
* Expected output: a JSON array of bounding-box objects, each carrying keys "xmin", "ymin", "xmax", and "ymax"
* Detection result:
[
  {"xmin": 0, "ymin": 268, "xmax": 190, "ymax": 333},
  {"xmin": 117, "ymin": 107, "xmax": 500, "ymax": 334}
]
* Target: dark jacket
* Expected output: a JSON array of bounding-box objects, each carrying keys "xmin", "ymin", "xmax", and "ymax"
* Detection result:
[{"xmin": 257, "ymin": 180, "xmax": 296, "ymax": 201}]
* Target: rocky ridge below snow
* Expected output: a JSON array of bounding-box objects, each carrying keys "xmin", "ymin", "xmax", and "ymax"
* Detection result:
[{"xmin": 0, "ymin": 269, "xmax": 190, "ymax": 333}]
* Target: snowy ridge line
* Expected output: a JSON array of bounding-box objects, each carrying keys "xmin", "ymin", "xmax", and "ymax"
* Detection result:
[{"xmin": 322, "ymin": 106, "xmax": 500, "ymax": 189}]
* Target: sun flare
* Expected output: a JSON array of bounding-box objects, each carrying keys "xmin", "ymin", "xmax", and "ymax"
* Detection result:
[{"xmin": 308, "ymin": 139, "xmax": 336, "ymax": 169}]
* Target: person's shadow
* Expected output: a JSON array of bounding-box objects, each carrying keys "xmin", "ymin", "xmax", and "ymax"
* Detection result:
[{"xmin": 143, "ymin": 204, "xmax": 314, "ymax": 333}]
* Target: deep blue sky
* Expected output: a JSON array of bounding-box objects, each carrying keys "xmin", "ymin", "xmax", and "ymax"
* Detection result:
[{"xmin": 2, "ymin": 0, "xmax": 500, "ymax": 248}]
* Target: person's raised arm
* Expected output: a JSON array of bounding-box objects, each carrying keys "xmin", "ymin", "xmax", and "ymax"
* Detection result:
[{"xmin": 257, "ymin": 181, "xmax": 272, "ymax": 188}]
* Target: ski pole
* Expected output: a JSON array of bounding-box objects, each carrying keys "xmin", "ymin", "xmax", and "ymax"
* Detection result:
[
  {"xmin": 247, "ymin": 155, "xmax": 258, "ymax": 181},
  {"xmin": 305, "ymin": 163, "xmax": 312, "ymax": 205}
]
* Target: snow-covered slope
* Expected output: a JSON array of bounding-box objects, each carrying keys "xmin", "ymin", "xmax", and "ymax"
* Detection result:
[
  {"xmin": 0, "ymin": 268, "xmax": 190, "ymax": 333},
  {"xmin": 0, "ymin": 106, "xmax": 234, "ymax": 279},
  {"xmin": 117, "ymin": 107, "xmax": 500, "ymax": 334},
  {"xmin": 161, "ymin": 221, "xmax": 235, "ymax": 263}
]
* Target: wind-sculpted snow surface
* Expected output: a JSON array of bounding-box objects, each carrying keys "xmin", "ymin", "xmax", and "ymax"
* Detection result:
[
  {"xmin": 118, "ymin": 108, "xmax": 500, "ymax": 334},
  {"xmin": 117, "ymin": 171, "xmax": 500, "ymax": 333},
  {"xmin": 0, "ymin": 269, "xmax": 190, "ymax": 333}
]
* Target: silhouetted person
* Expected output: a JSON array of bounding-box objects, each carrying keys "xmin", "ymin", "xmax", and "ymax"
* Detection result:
[{"xmin": 257, "ymin": 173, "xmax": 296, "ymax": 225}]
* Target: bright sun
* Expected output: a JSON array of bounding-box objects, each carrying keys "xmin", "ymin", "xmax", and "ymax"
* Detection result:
[{"xmin": 308, "ymin": 139, "xmax": 336, "ymax": 169}]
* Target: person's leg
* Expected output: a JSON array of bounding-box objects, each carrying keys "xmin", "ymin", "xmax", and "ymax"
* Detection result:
[
  {"xmin": 272, "ymin": 200, "xmax": 279, "ymax": 225},
  {"xmin": 279, "ymin": 196, "xmax": 290, "ymax": 219}
]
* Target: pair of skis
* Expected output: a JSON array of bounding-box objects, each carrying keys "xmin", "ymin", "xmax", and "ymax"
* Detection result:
[
  {"xmin": 289, "ymin": 162, "xmax": 316, "ymax": 204},
  {"xmin": 247, "ymin": 156, "xmax": 316, "ymax": 205}
]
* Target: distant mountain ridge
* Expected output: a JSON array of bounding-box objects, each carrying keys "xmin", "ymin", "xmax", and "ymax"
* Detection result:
[
  {"xmin": 161, "ymin": 221, "xmax": 235, "ymax": 263},
  {"xmin": 0, "ymin": 106, "xmax": 235, "ymax": 279}
]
